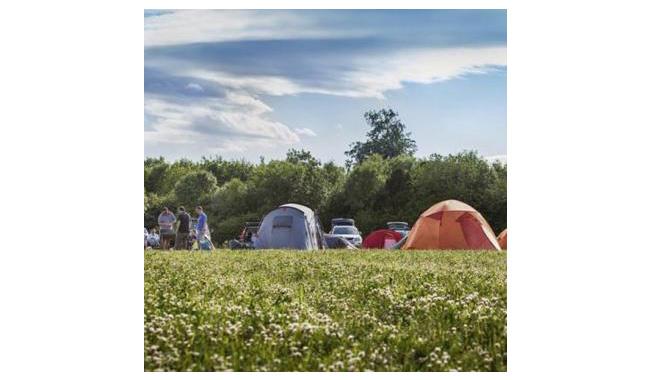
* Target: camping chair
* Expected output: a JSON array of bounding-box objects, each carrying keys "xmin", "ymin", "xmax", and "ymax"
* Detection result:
[
  {"xmin": 196, "ymin": 226, "xmax": 215, "ymax": 251},
  {"xmin": 384, "ymin": 233, "xmax": 397, "ymax": 248}
]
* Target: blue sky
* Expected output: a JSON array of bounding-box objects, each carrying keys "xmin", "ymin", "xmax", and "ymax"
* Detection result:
[{"xmin": 144, "ymin": 10, "xmax": 506, "ymax": 164}]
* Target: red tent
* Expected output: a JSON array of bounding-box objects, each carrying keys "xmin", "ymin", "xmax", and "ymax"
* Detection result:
[{"xmin": 363, "ymin": 229, "xmax": 403, "ymax": 249}]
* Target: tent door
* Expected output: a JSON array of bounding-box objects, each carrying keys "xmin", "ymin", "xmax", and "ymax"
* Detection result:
[{"xmin": 270, "ymin": 215, "xmax": 295, "ymax": 248}]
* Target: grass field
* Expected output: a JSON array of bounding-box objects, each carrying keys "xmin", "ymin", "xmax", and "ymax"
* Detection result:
[{"xmin": 144, "ymin": 250, "xmax": 507, "ymax": 371}]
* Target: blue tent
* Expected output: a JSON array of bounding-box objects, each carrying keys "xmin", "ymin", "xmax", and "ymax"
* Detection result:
[{"xmin": 254, "ymin": 203, "xmax": 325, "ymax": 250}]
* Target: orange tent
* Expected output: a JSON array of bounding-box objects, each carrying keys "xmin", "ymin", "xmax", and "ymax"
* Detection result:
[
  {"xmin": 497, "ymin": 229, "xmax": 507, "ymax": 250},
  {"xmin": 402, "ymin": 200, "xmax": 501, "ymax": 250}
]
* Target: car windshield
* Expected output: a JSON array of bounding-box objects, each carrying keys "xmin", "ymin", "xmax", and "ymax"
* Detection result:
[
  {"xmin": 389, "ymin": 223, "xmax": 408, "ymax": 230},
  {"xmin": 332, "ymin": 226, "xmax": 358, "ymax": 235}
]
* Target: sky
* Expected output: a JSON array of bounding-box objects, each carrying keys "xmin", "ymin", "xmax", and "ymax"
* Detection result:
[{"xmin": 144, "ymin": 10, "xmax": 507, "ymax": 164}]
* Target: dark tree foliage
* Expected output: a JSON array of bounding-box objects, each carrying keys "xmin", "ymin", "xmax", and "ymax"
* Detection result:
[
  {"xmin": 345, "ymin": 109, "xmax": 417, "ymax": 168},
  {"xmin": 144, "ymin": 150, "xmax": 506, "ymax": 245},
  {"xmin": 199, "ymin": 156, "xmax": 255, "ymax": 184},
  {"xmin": 286, "ymin": 149, "xmax": 320, "ymax": 166},
  {"xmin": 144, "ymin": 163, "xmax": 168, "ymax": 194},
  {"xmin": 173, "ymin": 170, "xmax": 218, "ymax": 209}
]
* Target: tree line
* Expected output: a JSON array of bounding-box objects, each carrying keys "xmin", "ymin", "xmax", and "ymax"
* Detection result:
[{"xmin": 144, "ymin": 109, "xmax": 506, "ymax": 244}]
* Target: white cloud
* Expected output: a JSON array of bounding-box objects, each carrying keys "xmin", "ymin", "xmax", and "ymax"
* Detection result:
[
  {"xmin": 144, "ymin": 10, "xmax": 357, "ymax": 47},
  {"xmin": 144, "ymin": 10, "xmax": 507, "ymax": 158},
  {"xmin": 185, "ymin": 82, "xmax": 203, "ymax": 92},
  {"xmin": 186, "ymin": 70, "xmax": 304, "ymax": 97},
  {"xmin": 179, "ymin": 46, "xmax": 505, "ymax": 99},
  {"xmin": 346, "ymin": 46, "xmax": 506, "ymax": 98},
  {"xmin": 145, "ymin": 11, "xmax": 506, "ymax": 99},
  {"xmin": 294, "ymin": 128, "xmax": 317, "ymax": 137},
  {"xmin": 144, "ymin": 91, "xmax": 300, "ymax": 153}
]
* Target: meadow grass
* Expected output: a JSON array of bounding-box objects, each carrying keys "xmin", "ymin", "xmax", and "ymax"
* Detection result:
[{"xmin": 144, "ymin": 249, "xmax": 506, "ymax": 371}]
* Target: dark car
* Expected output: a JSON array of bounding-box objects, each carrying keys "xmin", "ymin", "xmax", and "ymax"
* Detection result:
[{"xmin": 331, "ymin": 218, "xmax": 355, "ymax": 227}]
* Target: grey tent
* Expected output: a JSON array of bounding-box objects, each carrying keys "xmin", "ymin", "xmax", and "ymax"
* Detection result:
[{"xmin": 254, "ymin": 203, "xmax": 325, "ymax": 250}]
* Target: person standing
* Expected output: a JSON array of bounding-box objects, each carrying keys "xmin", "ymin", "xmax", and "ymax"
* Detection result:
[
  {"xmin": 175, "ymin": 206, "xmax": 191, "ymax": 250},
  {"xmin": 195, "ymin": 206, "xmax": 212, "ymax": 250},
  {"xmin": 157, "ymin": 207, "xmax": 176, "ymax": 250}
]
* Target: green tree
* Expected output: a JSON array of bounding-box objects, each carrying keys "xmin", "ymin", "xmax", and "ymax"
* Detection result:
[
  {"xmin": 249, "ymin": 159, "xmax": 330, "ymax": 212},
  {"xmin": 340, "ymin": 154, "xmax": 389, "ymax": 233},
  {"xmin": 144, "ymin": 156, "xmax": 166, "ymax": 167},
  {"xmin": 205, "ymin": 179, "xmax": 260, "ymax": 244},
  {"xmin": 199, "ymin": 156, "xmax": 255, "ymax": 184},
  {"xmin": 376, "ymin": 155, "xmax": 418, "ymax": 223},
  {"xmin": 160, "ymin": 159, "xmax": 199, "ymax": 195},
  {"xmin": 209, "ymin": 178, "xmax": 251, "ymax": 219},
  {"xmin": 344, "ymin": 154, "xmax": 389, "ymax": 210},
  {"xmin": 173, "ymin": 170, "xmax": 218, "ymax": 208},
  {"xmin": 409, "ymin": 151, "xmax": 504, "ymax": 231},
  {"xmin": 143, "ymin": 147, "xmax": 507, "ymax": 241},
  {"xmin": 482, "ymin": 161, "xmax": 507, "ymax": 233},
  {"xmin": 286, "ymin": 148, "xmax": 320, "ymax": 166},
  {"xmin": 144, "ymin": 162, "xmax": 169, "ymax": 194},
  {"xmin": 345, "ymin": 108, "xmax": 417, "ymax": 168}
]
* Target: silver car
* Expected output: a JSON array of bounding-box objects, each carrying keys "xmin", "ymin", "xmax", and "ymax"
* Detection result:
[{"xmin": 330, "ymin": 225, "xmax": 363, "ymax": 247}]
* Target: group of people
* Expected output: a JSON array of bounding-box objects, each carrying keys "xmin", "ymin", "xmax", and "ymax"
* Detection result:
[{"xmin": 144, "ymin": 205, "xmax": 213, "ymax": 250}]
